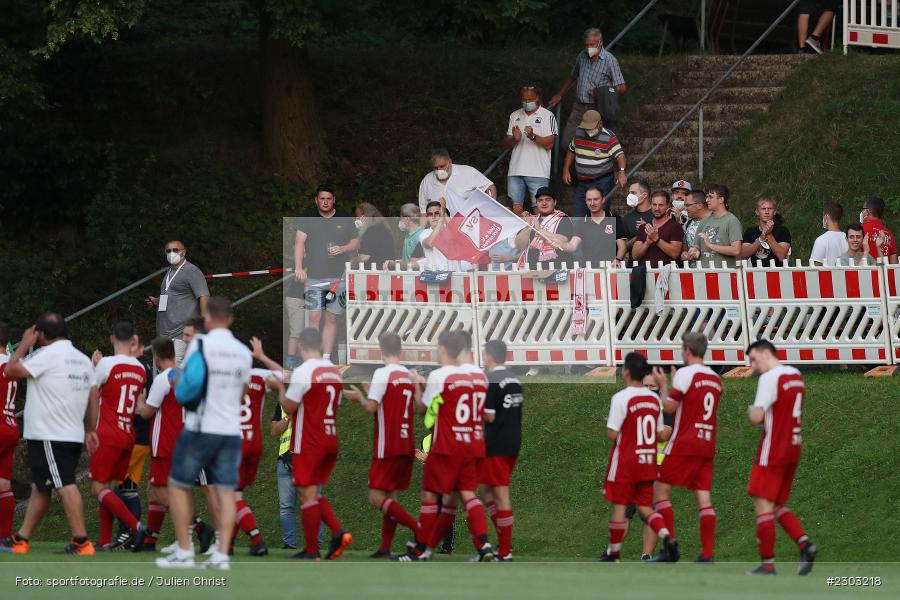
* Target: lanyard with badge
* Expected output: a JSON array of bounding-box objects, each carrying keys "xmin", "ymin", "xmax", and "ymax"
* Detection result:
[{"xmin": 158, "ymin": 262, "xmax": 185, "ymax": 312}]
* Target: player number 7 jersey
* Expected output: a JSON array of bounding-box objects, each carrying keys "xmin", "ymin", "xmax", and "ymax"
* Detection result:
[{"xmin": 285, "ymin": 358, "xmax": 343, "ymax": 455}]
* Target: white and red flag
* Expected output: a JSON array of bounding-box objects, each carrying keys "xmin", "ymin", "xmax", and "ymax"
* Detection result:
[{"xmin": 433, "ymin": 188, "xmax": 527, "ymax": 263}]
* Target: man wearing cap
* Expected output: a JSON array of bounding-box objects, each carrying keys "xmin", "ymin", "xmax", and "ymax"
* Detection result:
[
  {"xmin": 562, "ymin": 109, "xmax": 627, "ymax": 218},
  {"xmin": 514, "ymin": 187, "xmax": 574, "ymax": 268},
  {"xmin": 549, "ymin": 27, "xmax": 626, "ymax": 149},
  {"xmin": 670, "ymin": 180, "xmax": 692, "ymax": 228}
]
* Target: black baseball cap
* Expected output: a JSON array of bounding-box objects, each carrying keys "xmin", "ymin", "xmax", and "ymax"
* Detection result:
[{"xmin": 534, "ymin": 186, "xmax": 556, "ymax": 200}]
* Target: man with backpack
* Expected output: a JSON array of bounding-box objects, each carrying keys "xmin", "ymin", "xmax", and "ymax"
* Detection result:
[{"xmin": 156, "ymin": 297, "xmax": 252, "ymax": 571}]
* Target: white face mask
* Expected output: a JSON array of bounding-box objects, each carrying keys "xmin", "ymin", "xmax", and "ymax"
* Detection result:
[
  {"xmin": 672, "ymin": 199, "xmax": 685, "ymax": 210},
  {"xmin": 354, "ymin": 219, "xmax": 363, "ymax": 230},
  {"xmin": 587, "ymin": 46, "xmax": 600, "ymax": 58},
  {"xmin": 435, "ymin": 168, "xmax": 450, "ymax": 181},
  {"xmin": 166, "ymin": 251, "xmax": 182, "ymax": 266},
  {"xmin": 398, "ymin": 219, "xmax": 408, "ymax": 232},
  {"xmin": 626, "ymin": 193, "xmax": 640, "ymax": 208}
]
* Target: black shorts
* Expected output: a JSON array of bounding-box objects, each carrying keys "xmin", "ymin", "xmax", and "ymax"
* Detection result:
[
  {"xmin": 797, "ymin": 0, "xmax": 839, "ymax": 13},
  {"xmin": 27, "ymin": 440, "xmax": 82, "ymax": 492}
]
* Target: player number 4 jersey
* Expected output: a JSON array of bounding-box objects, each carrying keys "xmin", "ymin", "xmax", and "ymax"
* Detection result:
[
  {"xmin": 606, "ymin": 386, "xmax": 663, "ymax": 483},
  {"xmin": 423, "ymin": 365, "xmax": 483, "ymax": 457},
  {"xmin": 754, "ymin": 365, "xmax": 804, "ymax": 467},
  {"xmin": 0, "ymin": 356, "xmax": 19, "ymax": 440},
  {"xmin": 663, "ymin": 364, "xmax": 722, "ymax": 457},
  {"xmin": 367, "ymin": 364, "xmax": 415, "ymax": 459},
  {"xmin": 285, "ymin": 358, "xmax": 343, "ymax": 455},
  {"xmin": 95, "ymin": 355, "xmax": 147, "ymax": 449}
]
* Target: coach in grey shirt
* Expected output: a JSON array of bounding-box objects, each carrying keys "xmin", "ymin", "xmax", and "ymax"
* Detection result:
[
  {"xmin": 549, "ymin": 26, "xmax": 626, "ymax": 148},
  {"xmin": 146, "ymin": 238, "xmax": 209, "ymax": 364}
]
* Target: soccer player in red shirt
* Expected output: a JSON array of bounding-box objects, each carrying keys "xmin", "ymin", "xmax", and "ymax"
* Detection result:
[
  {"xmin": 344, "ymin": 332, "xmax": 418, "ymax": 558},
  {"xmin": 600, "ymin": 352, "xmax": 678, "ymax": 563},
  {"xmin": 269, "ymin": 327, "xmax": 351, "ymax": 560},
  {"xmin": 650, "ymin": 332, "xmax": 722, "ymax": 562},
  {"xmin": 0, "ymin": 322, "xmax": 19, "ymax": 544},
  {"xmin": 89, "ymin": 322, "xmax": 150, "ymax": 550},
  {"xmin": 746, "ymin": 340, "xmax": 818, "ymax": 576},
  {"xmin": 397, "ymin": 330, "xmax": 495, "ymax": 562},
  {"xmin": 135, "ymin": 337, "xmax": 183, "ymax": 551}
]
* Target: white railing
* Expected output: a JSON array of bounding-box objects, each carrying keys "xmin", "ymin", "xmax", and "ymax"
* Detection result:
[{"xmin": 844, "ymin": 0, "xmax": 900, "ymax": 53}]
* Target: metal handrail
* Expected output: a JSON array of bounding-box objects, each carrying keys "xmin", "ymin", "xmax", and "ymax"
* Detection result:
[
  {"xmin": 482, "ymin": 0, "xmax": 659, "ymax": 178},
  {"xmin": 628, "ymin": 0, "xmax": 802, "ymax": 178}
]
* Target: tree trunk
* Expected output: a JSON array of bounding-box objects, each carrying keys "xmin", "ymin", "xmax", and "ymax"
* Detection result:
[{"xmin": 260, "ymin": 15, "xmax": 327, "ymax": 184}]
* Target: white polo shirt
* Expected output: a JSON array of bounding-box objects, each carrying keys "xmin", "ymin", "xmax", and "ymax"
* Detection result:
[
  {"xmin": 182, "ymin": 328, "xmax": 252, "ymax": 437},
  {"xmin": 418, "ymin": 164, "xmax": 493, "ymax": 214},
  {"xmin": 21, "ymin": 340, "xmax": 95, "ymax": 443},
  {"xmin": 507, "ymin": 106, "xmax": 558, "ymax": 178},
  {"xmin": 810, "ymin": 231, "xmax": 848, "ymax": 266},
  {"xmin": 418, "ymin": 228, "xmax": 471, "ymax": 271}
]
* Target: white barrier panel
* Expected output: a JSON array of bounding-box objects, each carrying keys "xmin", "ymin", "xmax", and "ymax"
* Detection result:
[
  {"xmin": 475, "ymin": 267, "xmax": 612, "ymax": 366},
  {"xmin": 607, "ymin": 264, "xmax": 747, "ymax": 365},
  {"xmin": 887, "ymin": 264, "xmax": 900, "ymax": 363},
  {"xmin": 345, "ymin": 268, "xmax": 475, "ymax": 365},
  {"xmin": 743, "ymin": 262, "xmax": 890, "ymax": 364},
  {"xmin": 844, "ymin": 0, "xmax": 900, "ymax": 53}
]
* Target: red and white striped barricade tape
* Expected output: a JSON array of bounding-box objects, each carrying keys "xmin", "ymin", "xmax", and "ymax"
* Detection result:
[
  {"xmin": 885, "ymin": 263, "xmax": 900, "ymax": 363},
  {"xmin": 607, "ymin": 262, "xmax": 748, "ymax": 365},
  {"xmin": 844, "ymin": 0, "xmax": 900, "ymax": 52},
  {"xmin": 345, "ymin": 266, "xmax": 476, "ymax": 365},
  {"xmin": 743, "ymin": 260, "xmax": 891, "ymax": 365},
  {"xmin": 204, "ymin": 268, "xmax": 290, "ymax": 279},
  {"xmin": 475, "ymin": 262, "xmax": 613, "ymax": 367}
]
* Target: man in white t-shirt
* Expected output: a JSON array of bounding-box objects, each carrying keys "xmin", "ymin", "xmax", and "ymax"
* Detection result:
[
  {"xmin": 417, "ymin": 148, "xmax": 496, "ymax": 216},
  {"xmin": 2, "ymin": 313, "xmax": 99, "ymax": 555},
  {"xmin": 157, "ymin": 297, "xmax": 252, "ymax": 571},
  {"xmin": 503, "ymin": 85, "xmax": 559, "ymax": 214},
  {"xmin": 810, "ymin": 202, "xmax": 848, "ymax": 266},
  {"xmin": 414, "ymin": 200, "xmax": 472, "ymax": 272}
]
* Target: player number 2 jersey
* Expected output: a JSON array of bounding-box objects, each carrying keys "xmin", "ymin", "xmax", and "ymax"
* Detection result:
[
  {"xmin": 753, "ymin": 365, "xmax": 804, "ymax": 467},
  {"xmin": 0, "ymin": 356, "xmax": 19, "ymax": 440},
  {"xmin": 286, "ymin": 358, "xmax": 343, "ymax": 455},
  {"xmin": 664, "ymin": 364, "xmax": 722, "ymax": 457},
  {"xmin": 367, "ymin": 364, "xmax": 415, "ymax": 459},
  {"xmin": 95, "ymin": 355, "xmax": 147, "ymax": 449},
  {"xmin": 423, "ymin": 365, "xmax": 482, "ymax": 457},
  {"xmin": 606, "ymin": 386, "xmax": 663, "ymax": 482}
]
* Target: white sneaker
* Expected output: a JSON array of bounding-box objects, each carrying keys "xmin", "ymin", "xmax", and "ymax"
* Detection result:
[
  {"xmin": 156, "ymin": 552, "xmax": 196, "ymax": 569},
  {"xmin": 204, "ymin": 544, "xmax": 218, "ymax": 556},
  {"xmin": 201, "ymin": 553, "xmax": 231, "ymax": 571},
  {"xmin": 159, "ymin": 541, "xmax": 181, "ymax": 555},
  {"xmin": 525, "ymin": 367, "xmax": 540, "ymax": 377}
]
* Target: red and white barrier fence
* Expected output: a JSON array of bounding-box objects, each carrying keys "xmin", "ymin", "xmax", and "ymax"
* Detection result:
[
  {"xmin": 345, "ymin": 261, "xmax": 900, "ymax": 368},
  {"xmin": 204, "ymin": 267, "xmax": 291, "ymax": 279},
  {"xmin": 844, "ymin": 0, "xmax": 900, "ymax": 53}
]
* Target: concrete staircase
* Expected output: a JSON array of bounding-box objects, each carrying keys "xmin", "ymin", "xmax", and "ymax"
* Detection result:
[{"xmin": 621, "ymin": 53, "xmax": 814, "ymax": 189}]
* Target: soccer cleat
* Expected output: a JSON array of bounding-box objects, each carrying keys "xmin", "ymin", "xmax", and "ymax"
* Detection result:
[
  {"xmin": 248, "ymin": 541, "xmax": 269, "ymax": 557},
  {"xmin": 695, "ymin": 555, "xmax": 715, "ymax": 564},
  {"xmin": 596, "ymin": 551, "xmax": 620, "ymax": 563},
  {"xmin": 110, "ymin": 530, "xmax": 132, "ymax": 550},
  {"xmin": 156, "ymin": 553, "xmax": 196, "ymax": 568},
  {"xmin": 805, "ymin": 36, "xmax": 823, "ymax": 54},
  {"xmin": 129, "ymin": 523, "xmax": 149, "ymax": 553},
  {"xmin": 496, "ymin": 554, "xmax": 513, "ymax": 562},
  {"xmin": 0, "ymin": 538, "xmax": 11, "ymax": 553},
  {"xmin": 289, "ymin": 550, "xmax": 321, "ymax": 560},
  {"xmin": 7, "ymin": 534, "xmax": 29, "ymax": 554},
  {"xmin": 96, "ymin": 544, "xmax": 115, "ymax": 552},
  {"xmin": 325, "ymin": 529, "xmax": 352, "ymax": 560},
  {"xmin": 60, "ymin": 539, "xmax": 96, "ymax": 555},
  {"xmin": 748, "ymin": 564, "xmax": 776, "ymax": 576},
  {"xmin": 649, "ymin": 537, "xmax": 681, "ymax": 563},
  {"xmin": 640, "ymin": 554, "xmax": 652, "ymax": 561},
  {"xmin": 369, "ymin": 549, "xmax": 392, "ymax": 559},
  {"xmin": 201, "ymin": 556, "xmax": 231, "ymax": 571},
  {"xmin": 798, "ymin": 542, "xmax": 818, "ymax": 576},
  {"xmin": 197, "ymin": 523, "xmax": 215, "ymax": 554},
  {"xmin": 477, "ymin": 543, "xmax": 495, "ymax": 562}
]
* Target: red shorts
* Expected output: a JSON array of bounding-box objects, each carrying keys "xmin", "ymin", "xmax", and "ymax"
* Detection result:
[
  {"xmin": 368, "ymin": 455, "xmax": 414, "ymax": 491},
  {"xmin": 747, "ymin": 462, "xmax": 798, "ymax": 505},
  {"xmin": 239, "ymin": 449, "xmax": 262, "ymax": 489},
  {"xmin": 604, "ymin": 479, "xmax": 654, "ymax": 507},
  {"xmin": 293, "ymin": 452, "xmax": 337, "ymax": 487},
  {"xmin": 658, "ymin": 454, "xmax": 714, "ymax": 491},
  {"xmin": 0, "ymin": 437, "xmax": 17, "ymax": 480},
  {"xmin": 422, "ymin": 453, "xmax": 479, "ymax": 494},
  {"xmin": 479, "ymin": 455, "xmax": 518, "ymax": 487},
  {"xmin": 149, "ymin": 457, "xmax": 171, "ymax": 487},
  {"xmin": 89, "ymin": 445, "xmax": 132, "ymax": 483}
]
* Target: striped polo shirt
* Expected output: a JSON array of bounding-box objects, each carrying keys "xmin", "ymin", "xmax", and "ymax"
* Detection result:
[{"xmin": 568, "ymin": 127, "xmax": 624, "ymax": 180}]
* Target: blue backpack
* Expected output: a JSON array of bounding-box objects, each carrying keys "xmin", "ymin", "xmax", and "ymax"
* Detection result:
[{"xmin": 175, "ymin": 338, "xmax": 208, "ymax": 411}]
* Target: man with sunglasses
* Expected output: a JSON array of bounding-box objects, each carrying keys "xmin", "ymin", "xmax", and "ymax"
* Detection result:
[{"xmin": 146, "ymin": 239, "xmax": 209, "ymax": 365}]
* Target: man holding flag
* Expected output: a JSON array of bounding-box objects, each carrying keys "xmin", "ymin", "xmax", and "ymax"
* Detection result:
[{"xmin": 513, "ymin": 187, "xmax": 574, "ymax": 268}]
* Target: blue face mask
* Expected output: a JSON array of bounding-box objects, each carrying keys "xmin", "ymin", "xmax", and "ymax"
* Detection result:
[{"xmin": 522, "ymin": 101, "xmax": 537, "ymax": 112}]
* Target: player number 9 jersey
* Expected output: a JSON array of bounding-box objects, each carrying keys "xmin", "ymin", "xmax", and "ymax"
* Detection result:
[{"xmin": 663, "ymin": 364, "xmax": 722, "ymax": 457}]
